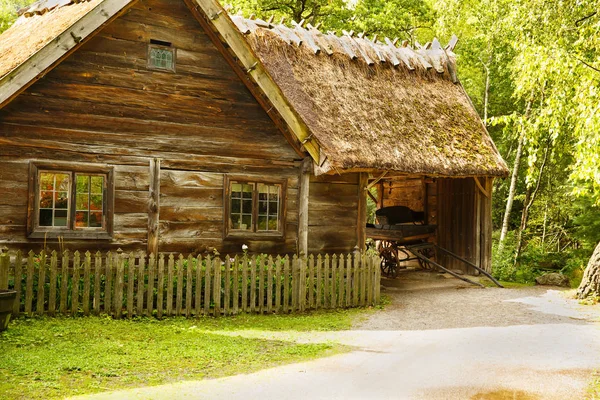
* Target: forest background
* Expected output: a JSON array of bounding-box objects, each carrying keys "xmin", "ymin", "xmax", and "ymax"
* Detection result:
[{"xmin": 1, "ymin": 0, "xmax": 599, "ymax": 290}]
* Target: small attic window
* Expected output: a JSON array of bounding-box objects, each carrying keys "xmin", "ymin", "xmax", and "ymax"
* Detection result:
[{"xmin": 148, "ymin": 40, "xmax": 176, "ymax": 72}]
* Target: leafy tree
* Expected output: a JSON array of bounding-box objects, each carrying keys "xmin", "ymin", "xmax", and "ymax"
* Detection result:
[{"xmin": 0, "ymin": 0, "xmax": 34, "ymax": 33}]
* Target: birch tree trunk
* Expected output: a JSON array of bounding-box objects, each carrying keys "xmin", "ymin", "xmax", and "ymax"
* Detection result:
[
  {"xmin": 577, "ymin": 241, "xmax": 600, "ymax": 299},
  {"xmin": 498, "ymin": 135, "xmax": 523, "ymax": 253}
]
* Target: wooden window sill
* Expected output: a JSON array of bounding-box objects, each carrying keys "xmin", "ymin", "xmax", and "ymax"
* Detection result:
[{"xmin": 28, "ymin": 231, "xmax": 113, "ymax": 240}]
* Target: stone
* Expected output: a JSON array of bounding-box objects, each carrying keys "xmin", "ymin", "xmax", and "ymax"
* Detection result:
[{"xmin": 535, "ymin": 273, "xmax": 570, "ymax": 287}]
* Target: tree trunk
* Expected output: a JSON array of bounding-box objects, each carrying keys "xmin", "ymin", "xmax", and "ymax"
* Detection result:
[
  {"xmin": 577, "ymin": 241, "xmax": 600, "ymax": 299},
  {"xmin": 498, "ymin": 135, "xmax": 524, "ymax": 253},
  {"xmin": 513, "ymin": 142, "xmax": 550, "ymax": 263}
]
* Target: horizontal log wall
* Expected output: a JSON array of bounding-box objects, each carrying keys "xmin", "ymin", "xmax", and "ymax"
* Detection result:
[
  {"xmin": 0, "ymin": 250, "xmax": 381, "ymax": 318},
  {"xmin": 0, "ymin": 0, "xmax": 301, "ymax": 255},
  {"xmin": 308, "ymin": 173, "xmax": 360, "ymax": 254},
  {"xmin": 381, "ymin": 177, "xmax": 424, "ymax": 212}
]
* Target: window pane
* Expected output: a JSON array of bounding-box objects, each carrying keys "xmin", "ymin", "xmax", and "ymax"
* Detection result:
[
  {"xmin": 90, "ymin": 195, "xmax": 103, "ymax": 211},
  {"xmin": 55, "ymin": 174, "xmax": 70, "ymax": 192},
  {"xmin": 150, "ymin": 47, "xmax": 174, "ymax": 70},
  {"xmin": 268, "ymin": 216, "xmax": 278, "ymax": 231},
  {"xmin": 241, "ymin": 214, "xmax": 252, "ymax": 230},
  {"xmin": 90, "ymin": 176, "xmax": 104, "ymax": 194},
  {"xmin": 242, "ymin": 199, "xmax": 252, "ymax": 214},
  {"xmin": 230, "ymin": 214, "xmax": 240, "ymax": 229},
  {"xmin": 75, "ymin": 211, "xmax": 89, "ymax": 228},
  {"xmin": 40, "ymin": 173, "xmax": 54, "ymax": 191},
  {"xmin": 40, "ymin": 192, "xmax": 53, "ymax": 209},
  {"xmin": 242, "ymin": 184, "xmax": 253, "ymax": 199},
  {"xmin": 231, "ymin": 183, "xmax": 242, "ymax": 197},
  {"xmin": 39, "ymin": 209, "xmax": 53, "ymax": 226},
  {"xmin": 231, "ymin": 199, "xmax": 241, "ymax": 214},
  {"xmin": 76, "ymin": 193, "xmax": 89, "ymax": 210},
  {"xmin": 258, "ymin": 200, "xmax": 267, "ymax": 214},
  {"xmin": 90, "ymin": 212, "xmax": 102, "ymax": 228},
  {"xmin": 55, "ymin": 192, "xmax": 69, "ymax": 209},
  {"xmin": 258, "ymin": 216, "xmax": 267, "ymax": 231},
  {"xmin": 54, "ymin": 210, "xmax": 68, "ymax": 227},
  {"xmin": 76, "ymin": 175, "xmax": 89, "ymax": 193}
]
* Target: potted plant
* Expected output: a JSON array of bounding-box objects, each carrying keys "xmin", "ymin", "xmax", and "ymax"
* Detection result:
[{"xmin": 0, "ymin": 290, "xmax": 17, "ymax": 331}]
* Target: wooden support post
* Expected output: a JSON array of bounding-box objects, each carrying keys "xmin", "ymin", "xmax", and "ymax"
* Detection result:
[
  {"xmin": 481, "ymin": 178, "xmax": 494, "ymax": 273},
  {"xmin": 298, "ymin": 157, "xmax": 311, "ymax": 255},
  {"xmin": 148, "ymin": 158, "xmax": 161, "ymax": 256},
  {"xmin": 357, "ymin": 173, "xmax": 368, "ymax": 250}
]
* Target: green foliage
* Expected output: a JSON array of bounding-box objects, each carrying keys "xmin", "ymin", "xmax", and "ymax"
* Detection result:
[
  {"xmin": 0, "ymin": 311, "xmax": 365, "ymax": 398},
  {"xmin": 0, "ymin": 0, "xmax": 35, "ymax": 33}
]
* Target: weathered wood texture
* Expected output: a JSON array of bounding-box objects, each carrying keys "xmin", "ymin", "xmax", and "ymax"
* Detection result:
[
  {"xmin": 381, "ymin": 177, "xmax": 424, "ymax": 212},
  {"xmin": 0, "ymin": 249, "xmax": 380, "ymax": 317},
  {"xmin": 436, "ymin": 177, "xmax": 493, "ymax": 273},
  {"xmin": 0, "ymin": 0, "xmax": 302, "ymax": 255},
  {"xmin": 308, "ymin": 173, "xmax": 360, "ymax": 254}
]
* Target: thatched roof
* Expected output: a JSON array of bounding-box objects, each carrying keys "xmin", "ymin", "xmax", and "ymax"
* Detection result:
[
  {"xmin": 231, "ymin": 17, "xmax": 508, "ymax": 177},
  {"xmin": 0, "ymin": 0, "xmax": 101, "ymax": 80},
  {"xmin": 0, "ymin": 0, "xmax": 507, "ymax": 177}
]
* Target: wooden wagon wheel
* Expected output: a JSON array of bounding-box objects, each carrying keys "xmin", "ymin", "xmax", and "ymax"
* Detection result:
[
  {"xmin": 415, "ymin": 246, "xmax": 435, "ymax": 270},
  {"xmin": 378, "ymin": 242, "xmax": 399, "ymax": 278}
]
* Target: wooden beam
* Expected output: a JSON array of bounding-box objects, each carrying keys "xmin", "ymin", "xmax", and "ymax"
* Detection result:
[
  {"xmin": 366, "ymin": 171, "xmax": 388, "ymax": 190},
  {"xmin": 189, "ymin": 0, "xmax": 321, "ymax": 163},
  {"xmin": 357, "ymin": 173, "xmax": 368, "ymax": 251},
  {"xmin": 298, "ymin": 157, "xmax": 311, "ymax": 255},
  {"xmin": 474, "ymin": 177, "xmax": 490, "ymax": 198},
  {"xmin": 366, "ymin": 189, "xmax": 378, "ymax": 205},
  {"xmin": 0, "ymin": 0, "xmax": 136, "ymax": 109},
  {"xmin": 148, "ymin": 158, "xmax": 160, "ymax": 256}
]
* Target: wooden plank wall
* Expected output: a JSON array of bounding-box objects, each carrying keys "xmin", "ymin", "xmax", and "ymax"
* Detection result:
[
  {"xmin": 436, "ymin": 177, "xmax": 494, "ymax": 274},
  {"xmin": 308, "ymin": 173, "xmax": 359, "ymax": 254},
  {"xmin": 0, "ymin": 0, "xmax": 301, "ymax": 255},
  {"xmin": 381, "ymin": 178, "xmax": 424, "ymax": 211}
]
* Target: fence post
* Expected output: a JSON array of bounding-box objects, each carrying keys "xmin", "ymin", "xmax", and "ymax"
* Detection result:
[
  {"xmin": 330, "ymin": 254, "xmax": 337, "ymax": 309},
  {"xmin": 283, "ymin": 255, "xmax": 290, "ymax": 313},
  {"xmin": 186, "ymin": 254, "xmax": 193, "ymax": 317},
  {"xmin": 275, "ymin": 255, "xmax": 282, "ymax": 313},
  {"xmin": 147, "ymin": 253, "xmax": 156, "ymax": 316},
  {"xmin": 82, "ymin": 251, "xmax": 91, "ymax": 316},
  {"xmin": 48, "ymin": 251, "xmax": 58, "ymax": 316},
  {"xmin": 166, "ymin": 254, "xmax": 174, "ymax": 316},
  {"xmin": 36, "ymin": 250, "xmax": 47, "ymax": 315},
  {"xmin": 213, "ymin": 257, "xmax": 221, "ymax": 316},
  {"xmin": 258, "ymin": 256, "xmax": 265, "ymax": 313},
  {"xmin": 241, "ymin": 256, "xmax": 248, "ymax": 313},
  {"xmin": 232, "ymin": 255, "xmax": 239, "ymax": 315},
  {"xmin": 194, "ymin": 255, "xmax": 202, "ymax": 316},
  {"xmin": 224, "ymin": 256, "xmax": 231, "ymax": 316},
  {"xmin": 126, "ymin": 252, "xmax": 135, "ymax": 318},
  {"xmin": 13, "ymin": 250, "xmax": 23, "ymax": 317},
  {"xmin": 250, "ymin": 256, "xmax": 257, "ymax": 313},
  {"xmin": 203, "ymin": 255, "xmax": 212, "ymax": 316},
  {"xmin": 352, "ymin": 249, "xmax": 359, "ymax": 307},
  {"xmin": 308, "ymin": 254, "xmax": 314, "ymax": 309},
  {"xmin": 266, "ymin": 256, "xmax": 273, "ymax": 314},
  {"xmin": 0, "ymin": 251, "xmax": 8, "ymax": 290},
  {"xmin": 345, "ymin": 254, "xmax": 352, "ymax": 308},
  {"xmin": 93, "ymin": 251, "xmax": 102, "ymax": 315},
  {"xmin": 60, "ymin": 251, "xmax": 69, "ymax": 315},
  {"xmin": 72, "ymin": 251, "xmax": 81, "ymax": 316},
  {"xmin": 137, "ymin": 252, "xmax": 146, "ymax": 317},
  {"xmin": 114, "ymin": 251, "xmax": 124, "ymax": 319},
  {"xmin": 105, "ymin": 252, "xmax": 113, "ymax": 316},
  {"xmin": 157, "ymin": 254, "xmax": 165, "ymax": 319},
  {"xmin": 316, "ymin": 254, "xmax": 322, "ymax": 309},
  {"xmin": 176, "ymin": 254, "xmax": 184, "ymax": 316}
]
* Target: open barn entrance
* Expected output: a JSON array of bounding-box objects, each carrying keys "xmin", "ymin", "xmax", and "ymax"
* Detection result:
[{"xmin": 365, "ymin": 174, "xmax": 500, "ymax": 287}]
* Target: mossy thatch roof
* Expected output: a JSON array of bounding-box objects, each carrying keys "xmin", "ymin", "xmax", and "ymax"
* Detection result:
[{"xmin": 233, "ymin": 17, "xmax": 508, "ymax": 177}]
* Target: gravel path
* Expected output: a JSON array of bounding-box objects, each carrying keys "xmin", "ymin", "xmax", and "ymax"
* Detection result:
[{"xmin": 73, "ymin": 271, "xmax": 600, "ymax": 400}]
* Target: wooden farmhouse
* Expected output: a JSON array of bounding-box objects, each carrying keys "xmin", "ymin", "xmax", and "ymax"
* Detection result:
[{"xmin": 0, "ymin": 0, "xmax": 508, "ymax": 273}]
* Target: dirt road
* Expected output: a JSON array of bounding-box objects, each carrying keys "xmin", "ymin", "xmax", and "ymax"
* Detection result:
[{"xmin": 73, "ymin": 272, "xmax": 600, "ymax": 400}]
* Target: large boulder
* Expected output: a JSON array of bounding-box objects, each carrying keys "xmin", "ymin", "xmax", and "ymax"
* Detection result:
[{"xmin": 535, "ymin": 273, "xmax": 570, "ymax": 287}]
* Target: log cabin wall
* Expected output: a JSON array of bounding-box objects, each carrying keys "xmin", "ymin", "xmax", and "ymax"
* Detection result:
[
  {"xmin": 0, "ymin": 0, "xmax": 301, "ymax": 255},
  {"xmin": 308, "ymin": 173, "xmax": 360, "ymax": 254},
  {"xmin": 381, "ymin": 178, "xmax": 424, "ymax": 212},
  {"xmin": 436, "ymin": 177, "xmax": 493, "ymax": 274}
]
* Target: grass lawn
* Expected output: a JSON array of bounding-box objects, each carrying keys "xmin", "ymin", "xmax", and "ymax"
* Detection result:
[{"xmin": 0, "ymin": 309, "xmax": 369, "ymax": 399}]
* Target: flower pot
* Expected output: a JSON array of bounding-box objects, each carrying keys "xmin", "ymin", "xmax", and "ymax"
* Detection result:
[{"xmin": 0, "ymin": 290, "xmax": 17, "ymax": 332}]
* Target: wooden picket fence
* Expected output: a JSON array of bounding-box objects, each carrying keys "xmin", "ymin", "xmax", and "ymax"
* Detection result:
[{"xmin": 0, "ymin": 250, "xmax": 381, "ymax": 318}]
